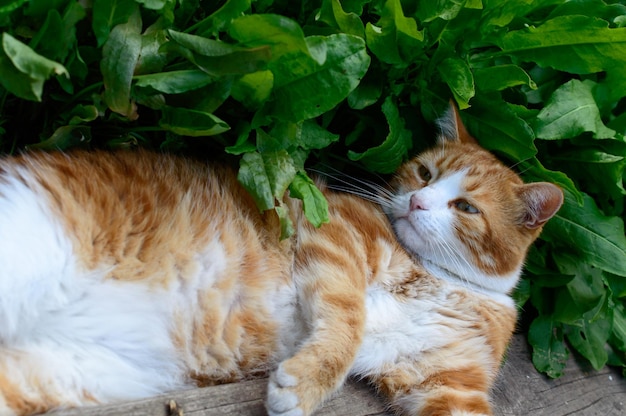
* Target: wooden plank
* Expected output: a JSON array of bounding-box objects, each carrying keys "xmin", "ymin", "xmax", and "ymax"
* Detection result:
[
  {"xmin": 51, "ymin": 378, "xmax": 389, "ymax": 416},
  {"xmin": 51, "ymin": 334, "xmax": 625, "ymax": 416},
  {"xmin": 492, "ymin": 335, "xmax": 626, "ymax": 416}
]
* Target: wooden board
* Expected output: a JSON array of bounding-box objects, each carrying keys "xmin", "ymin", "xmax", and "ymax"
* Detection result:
[{"xmin": 51, "ymin": 334, "xmax": 626, "ymax": 416}]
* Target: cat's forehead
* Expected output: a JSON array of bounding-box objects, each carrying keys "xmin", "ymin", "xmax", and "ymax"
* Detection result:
[
  {"xmin": 421, "ymin": 142, "xmax": 495, "ymax": 170},
  {"xmin": 393, "ymin": 142, "xmax": 522, "ymax": 195}
]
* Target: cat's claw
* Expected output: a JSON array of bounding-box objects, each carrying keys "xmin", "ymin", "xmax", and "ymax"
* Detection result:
[{"xmin": 266, "ymin": 365, "xmax": 304, "ymax": 416}]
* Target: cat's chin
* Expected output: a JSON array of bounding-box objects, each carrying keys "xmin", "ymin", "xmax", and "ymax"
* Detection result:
[
  {"xmin": 390, "ymin": 217, "xmax": 428, "ymax": 256},
  {"xmin": 391, "ymin": 218, "xmax": 521, "ymax": 298}
]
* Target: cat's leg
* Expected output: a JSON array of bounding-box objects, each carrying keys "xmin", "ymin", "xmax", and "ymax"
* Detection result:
[
  {"xmin": 371, "ymin": 360, "xmax": 494, "ymax": 416},
  {"xmin": 266, "ymin": 225, "xmax": 368, "ymax": 416}
]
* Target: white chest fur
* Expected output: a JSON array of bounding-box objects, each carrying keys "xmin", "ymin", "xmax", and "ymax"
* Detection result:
[{"xmin": 350, "ymin": 280, "xmax": 510, "ymax": 379}]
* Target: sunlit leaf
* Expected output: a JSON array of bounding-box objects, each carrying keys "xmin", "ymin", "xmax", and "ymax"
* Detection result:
[
  {"xmin": 289, "ymin": 171, "xmax": 330, "ymax": 227},
  {"xmin": 262, "ymin": 33, "xmax": 369, "ymax": 122},
  {"xmin": 101, "ymin": 8, "xmax": 142, "ymax": 120},
  {"xmin": 159, "ymin": 106, "xmax": 230, "ymax": 136},
  {"xmin": 534, "ymin": 80, "xmax": 616, "ymax": 140},
  {"xmin": 134, "ymin": 70, "xmax": 214, "ymax": 94},
  {"xmin": 543, "ymin": 191, "xmax": 626, "ymax": 277},
  {"xmin": 0, "ymin": 32, "xmax": 68, "ymax": 101}
]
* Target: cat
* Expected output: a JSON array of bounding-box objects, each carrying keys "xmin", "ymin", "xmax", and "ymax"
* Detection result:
[{"xmin": 0, "ymin": 103, "xmax": 563, "ymax": 416}]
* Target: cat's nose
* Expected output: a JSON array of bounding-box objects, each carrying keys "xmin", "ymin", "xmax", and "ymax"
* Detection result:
[{"xmin": 409, "ymin": 194, "xmax": 427, "ymax": 211}]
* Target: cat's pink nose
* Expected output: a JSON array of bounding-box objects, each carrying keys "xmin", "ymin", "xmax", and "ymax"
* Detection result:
[{"xmin": 410, "ymin": 194, "xmax": 427, "ymax": 211}]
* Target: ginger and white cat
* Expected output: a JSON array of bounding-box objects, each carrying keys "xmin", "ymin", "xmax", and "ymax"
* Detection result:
[{"xmin": 0, "ymin": 104, "xmax": 563, "ymax": 416}]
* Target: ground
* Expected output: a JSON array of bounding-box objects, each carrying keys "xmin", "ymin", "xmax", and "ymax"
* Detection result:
[{"xmin": 51, "ymin": 334, "xmax": 626, "ymax": 416}]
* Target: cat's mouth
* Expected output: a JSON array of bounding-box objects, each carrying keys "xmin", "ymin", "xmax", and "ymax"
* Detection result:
[{"xmin": 392, "ymin": 216, "xmax": 426, "ymax": 245}]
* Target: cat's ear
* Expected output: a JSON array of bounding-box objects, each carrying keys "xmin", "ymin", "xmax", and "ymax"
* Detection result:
[
  {"xmin": 437, "ymin": 100, "xmax": 477, "ymax": 145},
  {"xmin": 518, "ymin": 182, "xmax": 564, "ymax": 229}
]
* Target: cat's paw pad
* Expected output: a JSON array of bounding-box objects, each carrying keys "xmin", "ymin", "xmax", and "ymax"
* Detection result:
[{"xmin": 266, "ymin": 365, "xmax": 304, "ymax": 416}]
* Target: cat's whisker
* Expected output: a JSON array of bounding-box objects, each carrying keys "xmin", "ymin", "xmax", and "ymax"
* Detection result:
[
  {"xmin": 327, "ymin": 185, "xmax": 394, "ymax": 208},
  {"xmin": 310, "ymin": 168, "xmax": 396, "ymax": 200},
  {"xmin": 508, "ymin": 157, "xmax": 532, "ymax": 171}
]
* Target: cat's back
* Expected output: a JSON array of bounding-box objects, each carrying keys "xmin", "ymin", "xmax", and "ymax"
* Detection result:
[
  {"xmin": 1, "ymin": 150, "xmax": 283, "ymax": 280},
  {"xmin": 0, "ymin": 150, "xmax": 296, "ymax": 413}
]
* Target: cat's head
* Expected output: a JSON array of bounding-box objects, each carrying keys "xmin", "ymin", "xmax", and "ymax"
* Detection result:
[{"xmin": 386, "ymin": 103, "xmax": 563, "ymax": 294}]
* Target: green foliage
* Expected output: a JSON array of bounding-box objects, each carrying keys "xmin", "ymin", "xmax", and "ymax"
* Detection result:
[{"xmin": 0, "ymin": 0, "xmax": 625, "ymax": 377}]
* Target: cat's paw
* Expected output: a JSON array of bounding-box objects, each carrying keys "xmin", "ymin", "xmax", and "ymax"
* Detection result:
[{"xmin": 266, "ymin": 364, "xmax": 305, "ymax": 416}]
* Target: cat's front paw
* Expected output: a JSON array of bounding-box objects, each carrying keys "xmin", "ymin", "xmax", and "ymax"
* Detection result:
[{"xmin": 266, "ymin": 364, "xmax": 305, "ymax": 416}]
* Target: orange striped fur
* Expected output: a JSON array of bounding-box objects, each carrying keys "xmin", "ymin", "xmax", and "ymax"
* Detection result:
[{"xmin": 0, "ymin": 104, "xmax": 563, "ymax": 416}]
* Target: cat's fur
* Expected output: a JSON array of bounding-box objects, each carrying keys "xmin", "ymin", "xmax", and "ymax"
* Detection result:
[{"xmin": 0, "ymin": 105, "xmax": 563, "ymax": 416}]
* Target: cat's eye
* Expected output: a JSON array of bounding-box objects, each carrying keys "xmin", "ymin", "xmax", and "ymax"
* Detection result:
[
  {"xmin": 454, "ymin": 199, "xmax": 480, "ymax": 214},
  {"xmin": 417, "ymin": 165, "xmax": 432, "ymax": 182}
]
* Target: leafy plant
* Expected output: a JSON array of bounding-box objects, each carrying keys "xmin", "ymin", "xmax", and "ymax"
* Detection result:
[{"xmin": 0, "ymin": 0, "xmax": 625, "ymax": 377}]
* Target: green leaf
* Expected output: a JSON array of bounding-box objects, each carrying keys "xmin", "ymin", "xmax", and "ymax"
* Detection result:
[
  {"xmin": 481, "ymin": 0, "xmax": 549, "ymax": 30},
  {"xmin": 261, "ymin": 33, "xmax": 370, "ymax": 123},
  {"xmin": 136, "ymin": 21, "xmax": 169, "ymax": 74},
  {"xmin": 297, "ymin": 120, "xmax": 340, "ymax": 150},
  {"xmin": 231, "ymin": 70, "xmax": 274, "ymax": 109},
  {"xmin": 517, "ymin": 157, "xmax": 582, "ymax": 204},
  {"xmin": 164, "ymin": 30, "xmax": 271, "ymax": 76},
  {"xmin": 553, "ymin": 252, "xmax": 608, "ymax": 323},
  {"xmin": 92, "ymin": 0, "xmax": 138, "ymax": 47},
  {"xmin": 318, "ymin": 0, "xmax": 365, "ymax": 38},
  {"xmin": 365, "ymin": 0, "xmax": 424, "ymax": 66},
  {"xmin": 0, "ymin": 0, "xmax": 27, "ymax": 16},
  {"xmin": 473, "ymin": 65, "xmax": 536, "ymax": 91},
  {"xmin": 185, "ymin": 79, "xmax": 234, "ymax": 114},
  {"xmin": 228, "ymin": 14, "xmax": 311, "ymax": 61},
  {"xmin": 499, "ymin": 15, "xmax": 626, "ymax": 75},
  {"xmin": 29, "ymin": 9, "xmax": 69, "ymax": 62},
  {"xmin": 2, "ymin": 32, "xmax": 68, "ymax": 80},
  {"xmin": 341, "ymin": 0, "xmax": 369, "ymax": 15},
  {"xmin": 550, "ymin": 146, "xmax": 626, "ymax": 203},
  {"xmin": 513, "ymin": 278, "xmax": 531, "ymax": 309},
  {"xmin": 528, "ymin": 315, "xmax": 569, "ymax": 378},
  {"xmin": 238, "ymin": 151, "xmax": 274, "ymax": 211},
  {"xmin": 101, "ymin": 8, "xmax": 142, "ymax": 120},
  {"xmin": 275, "ymin": 203, "xmax": 295, "ymax": 240},
  {"xmin": 612, "ymin": 303, "xmax": 626, "ymax": 349},
  {"xmin": 0, "ymin": 32, "xmax": 68, "ymax": 101},
  {"xmin": 288, "ymin": 171, "xmax": 330, "ymax": 227},
  {"xmin": 225, "ymin": 123, "xmax": 254, "ymax": 155},
  {"xmin": 28, "ymin": 125, "xmax": 91, "ymax": 150},
  {"xmin": 565, "ymin": 318, "xmax": 611, "ymax": 370},
  {"xmin": 237, "ymin": 144, "xmax": 298, "ymax": 219},
  {"xmin": 135, "ymin": 0, "xmax": 169, "ymax": 10},
  {"xmin": 534, "ymin": 80, "xmax": 616, "ymax": 140},
  {"xmin": 262, "ymin": 148, "xmax": 298, "ymax": 200},
  {"xmin": 347, "ymin": 63, "xmax": 383, "ymax": 110},
  {"xmin": 547, "ymin": 0, "xmax": 626, "ymax": 23},
  {"xmin": 23, "ymin": 0, "xmax": 67, "ymax": 17},
  {"xmin": 543, "ymin": 191, "xmax": 626, "ymax": 277},
  {"xmin": 348, "ymin": 96, "xmax": 412, "ymax": 173},
  {"xmin": 461, "ymin": 95, "xmax": 537, "ymax": 161},
  {"xmin": 67, "ymin": 105, "xmax": 99, "ymax": 125},
  {"xmin": 167, "ymin": 29, "xmax": 249, "ymax": 56},
  {"xmin": 192, "ymin": 0, "xmax": 251, "ymax": 36},
  {"xmin": 134, "ymin": 70, "xmax": 214, "ymax": 94},
  {"xmin": 438, "ymin": 57, "xmax": 475, "ymax": 109},
  {"xmin": 159, "ymin": 106, "xmax": 230, "ymax": 136},
  {"xmin": 417, "ymin": 0, "xmax": 467, "ymax": 22}
]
